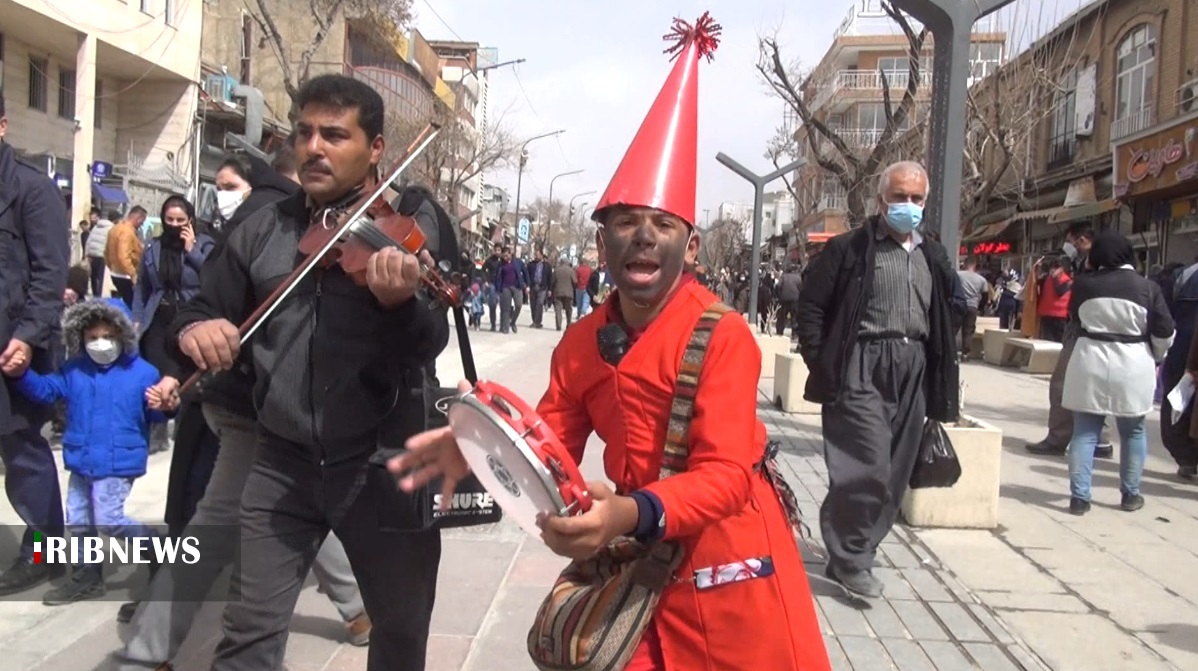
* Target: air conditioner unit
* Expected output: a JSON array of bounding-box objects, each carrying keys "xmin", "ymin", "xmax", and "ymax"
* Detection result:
[
  {"xmin": 1179, "ymin": 80, "xmax": 1198, "ymax": 114},
  {"xmin": 204, "ymin": 73, "xmax": 235, "ymax": 102}
]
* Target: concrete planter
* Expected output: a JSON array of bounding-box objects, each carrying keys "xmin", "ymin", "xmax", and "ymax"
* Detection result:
[
  {"xmin": 982, "ymin": 329, "xmax": 1025, "ymax": 366},
  {"xmin": 754, "ymin": 333, "xmax": 792, "ymax": 378},
  {"xmin": 774, "ymin": 352, "xmax": 823, "ymax": 414},
  {"xmin": 900, "ymin": 414, "xmax": 1003, "ymax": 530}
]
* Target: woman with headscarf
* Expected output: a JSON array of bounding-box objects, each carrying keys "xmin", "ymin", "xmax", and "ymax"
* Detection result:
[
  {"xmin": 1061, "ymin": 232, "xmax": 1175, "ymax": 515},
  {"xmin": 132, "ymin": 195, "xmax": 215, "ymax": 369}
]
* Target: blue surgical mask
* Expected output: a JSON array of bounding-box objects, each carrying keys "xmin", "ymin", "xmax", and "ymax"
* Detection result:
[{"xmin": 884, "ymin": 202, "xmax": 924, "ymax": 234}]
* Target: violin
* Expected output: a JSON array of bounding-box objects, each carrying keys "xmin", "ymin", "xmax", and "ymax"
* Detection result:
[{"xmin": 176, "ymin": 122, "xmax": 449, "ymax": 397}]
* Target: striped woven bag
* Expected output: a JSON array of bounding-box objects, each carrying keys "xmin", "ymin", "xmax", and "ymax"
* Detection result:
[{"xmin": 526, "ymin": 304, "xmax": 730, "ymax": 671}]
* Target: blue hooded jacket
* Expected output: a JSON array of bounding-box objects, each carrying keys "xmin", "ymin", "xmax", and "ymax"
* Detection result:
[{"xmin": 14, "ymin": 298, "xmax": 166, "ymax": 478}]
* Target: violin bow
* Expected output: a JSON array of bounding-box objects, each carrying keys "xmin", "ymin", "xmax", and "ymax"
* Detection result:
[{"xmin": 176, "ymin": 122, "xmax": 442, "ymax": 396}]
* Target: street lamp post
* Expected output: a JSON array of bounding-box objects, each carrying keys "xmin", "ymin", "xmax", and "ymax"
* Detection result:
[
  {"xmin": 889, "ymin": 0, "xmax": 1017, "ymax": 261},
  {"xmin": 569, "ymin": 190, "xmax": 597, "ymax": 217},
  {"xmin": 715, "ymin": 153, "xmax": 807, "ymax": 328},
  {"xmin": 513, "ymin": 129, "xmax": 566, "ymax": 230},
  {"xmin": 548, "ymin": 170, "xmax": 584, "ymax": 210}
]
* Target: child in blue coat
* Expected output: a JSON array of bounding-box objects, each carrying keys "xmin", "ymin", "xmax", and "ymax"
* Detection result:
[{"xmin": 5, "ymin": 298, "xmax": 168, "ymax": 606}]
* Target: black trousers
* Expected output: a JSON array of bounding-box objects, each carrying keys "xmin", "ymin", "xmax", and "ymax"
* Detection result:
[
  {"xmin": 211, "ymin": 434, "xmax": 441, "ymax": 671},
  {"xmin": 112, "ymin": 276, "xmax": 134, "ymax": 308},
  {"xmin": 820, "ymin": 338, "xmax": 926, "ymax": 573},
  {"xmin": 959, "ymin": 308, "xmax": 979, "ymax": 354},
  {"xmin": 530, "ymin": 288, "xmax": 546, "ymax": 327},
  {"xmin": 88, "ymin": 256, "xmax": 106, "ymax": 297}
]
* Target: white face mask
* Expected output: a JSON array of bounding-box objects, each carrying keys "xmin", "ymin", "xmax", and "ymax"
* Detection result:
[
  {"xmin": 216, "ymin": 190, "xmax": 247, "ymax": 219},
  {"xmin": 85, "ymin": 338, "xmax": 120, "ymax": 366}
]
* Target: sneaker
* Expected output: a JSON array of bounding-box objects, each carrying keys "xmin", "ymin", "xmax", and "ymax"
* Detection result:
[
  {"xmin": 1069, "ymin": 497, "xmax": 1091, "ymax": 516},
  {"xmin": 825, "ymin": 564, "xmax": 883, "ymax": 599},
  {"xmin": 43, "ymin": 569, "xmax": 106, "ymax": 606},
  {"xmin": 347, "ymin": 612, "xmax": 371, "ymax": 647},
  {"xmin": 1178, "ymin": 465, "xmax": 1197, "ymax": 480},
  {"xmin": 1120, "ymin": 493, "xmax": 1145, "ymax": 512},
  {"xmin": 0, "ymin": 558, "xmax": 52, "ymax": 597}
]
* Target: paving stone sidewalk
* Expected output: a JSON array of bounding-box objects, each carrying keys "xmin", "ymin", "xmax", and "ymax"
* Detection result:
[{"xmin": 758, "ymin": 387, "xmax": 1053, "ymax": 671}]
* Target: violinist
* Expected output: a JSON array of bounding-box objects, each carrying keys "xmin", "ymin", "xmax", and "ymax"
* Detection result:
[{"xmin": 166, "ymin": 74, "xmax": 448, "ymax": 671}]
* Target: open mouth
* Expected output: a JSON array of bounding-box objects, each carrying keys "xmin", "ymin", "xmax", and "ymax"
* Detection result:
[{"xmin": 625, "ymin": 260, "xmax": 661, "ymax": 284}]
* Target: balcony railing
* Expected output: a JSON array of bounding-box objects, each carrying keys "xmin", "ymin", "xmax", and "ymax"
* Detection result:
[
  {"xmin": 1047, "ymin": 139, "xmax": 1077, "ymax": 171},
  {"xmin": 1110, "ymin": 104, "xmax": 1155, "ymax": 142},
  {"xmin": 809, "ymin": 70, "xmax": 926, "ymax": 111}
]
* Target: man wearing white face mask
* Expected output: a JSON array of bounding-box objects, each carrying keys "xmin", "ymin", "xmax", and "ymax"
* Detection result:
[{"xmin": 795, "ymin": 161, "xmax": 964, "ymax": 599}]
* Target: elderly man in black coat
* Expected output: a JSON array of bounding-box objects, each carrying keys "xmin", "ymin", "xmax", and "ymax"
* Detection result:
[
  {"xmin": 0, "ymin": 92, "xmax": 71, "ymax": 596},
  {"xmin": 795, "ymin": 160, "xmax": 963, "ymax": 600}
]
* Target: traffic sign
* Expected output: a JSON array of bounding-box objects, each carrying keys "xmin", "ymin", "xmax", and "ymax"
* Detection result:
[{"xmin": 517, "ymin": 218, "xmax": 530, "ymax": 243}]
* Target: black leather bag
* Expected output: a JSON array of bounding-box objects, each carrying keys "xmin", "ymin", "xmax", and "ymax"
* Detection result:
[{"xmin": 368, "ymin": 303, "xmax": 501, "ymax": 531}]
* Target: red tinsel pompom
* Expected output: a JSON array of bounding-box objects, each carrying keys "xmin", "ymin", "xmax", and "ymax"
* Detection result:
[{"xmin": 662, "ymin": 11, "xmax": 722, "ymax": 62}]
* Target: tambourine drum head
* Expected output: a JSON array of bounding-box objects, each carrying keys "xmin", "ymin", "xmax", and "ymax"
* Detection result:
[{"xmin": 447, "ymin": 401, "xmax": 564, "ymax": 538}]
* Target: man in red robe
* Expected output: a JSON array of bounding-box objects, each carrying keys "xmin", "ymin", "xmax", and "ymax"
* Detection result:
[{"xmin": 390, "ymin": 13, "xmax": 831, "ymax": 671}]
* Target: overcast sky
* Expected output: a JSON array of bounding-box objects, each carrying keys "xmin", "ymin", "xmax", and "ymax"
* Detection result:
[{"xmin": 414, "ymin": 0, "xmax": 1091, "ymax": 221}]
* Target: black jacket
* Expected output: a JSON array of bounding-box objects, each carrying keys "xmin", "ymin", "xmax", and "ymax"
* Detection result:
[
  {"xmin": 191, "ymin": 157, "xmax": 300, "ymax": 416},
  {"xmin": 170, "ymin": 189, "xmax": 449, "ymax": 462},
  {"xmin": 0, "ymin": 142, "xmax": 70, "ymax": 431},
  {"xmin": 794, "ymin": 216, "xmax": 963, "ymax": 422}
]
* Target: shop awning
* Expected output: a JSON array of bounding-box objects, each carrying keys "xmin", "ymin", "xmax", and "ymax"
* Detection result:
[
  {"xmin": 1046, "ymin": 199, "xmax": 1122, "ymax": 225},
  {"xmin": 92, "ymin": 183, "xmax": 129, "ymax": 204},
  {"xmin": 962, "ymin": 220, "xmax": 1013, "ymax": 243}
]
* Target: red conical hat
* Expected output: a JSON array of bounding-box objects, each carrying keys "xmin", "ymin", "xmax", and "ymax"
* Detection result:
[{"xmin": 593, "ymin": 13, "xmax": 721, "ymax": 227}]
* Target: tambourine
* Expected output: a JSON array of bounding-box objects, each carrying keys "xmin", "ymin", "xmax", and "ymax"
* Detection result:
[{"xmin": 446, "ymin": 381, "xmax": 593, "ymax": 537}]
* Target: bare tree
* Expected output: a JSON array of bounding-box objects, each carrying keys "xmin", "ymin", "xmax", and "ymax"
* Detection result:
[
  {"xmin": 760, "ymin": 2, "xmax": 1106, "ymax": 237},
  {"xmin": 951, "ymin": 16, "xmax": 1106, "ymax": 229},
  {"xmin": 699, "ymin": 218, "xmax": 748, "ymax": 272},
  {"xmin": 757, "ymin": 0, "xmax": 926, "ymax": 227},
  {"xmin": 386, "ymin": 106, "xmax": 520, "ymax": 211},
  {"xmin": 561, "ymin": 214, "xmax": 598, "ymax": 262},
  {"xmin": 246, "ymin": 0, "xmax": 415, "ymax": 121},
  {"xmin": 522, "ymin": 197, "xmax": 567, "ymax": 256}
]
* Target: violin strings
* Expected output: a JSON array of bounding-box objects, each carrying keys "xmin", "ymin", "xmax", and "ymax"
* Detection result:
[{"xmin": 351, "ymin": 219, "xmax": 441, "ymax": 283}]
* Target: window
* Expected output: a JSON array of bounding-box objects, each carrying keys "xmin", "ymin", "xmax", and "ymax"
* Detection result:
[
  {"xmin": 95, "ymin": 80, "xmax": 103, "ymax": 129},
  {"xmin": 140, "ymin": 0, "xmax": 150, "ymax": 13},
  {"xmin": 969, "ymin": 42, "xmax": 1004, "ymax": 81},
  {"xmin": 1114, "ymin": 24, "xmax": 1157, "ymax": 129},
  {"xmin": 856, "ymin": 102, "xmax": 909, "ymax": 131},
  {"xmin": 164, "ymin": 0, "xmax": 173, "ymax": 25},
  {"xmin": 1048, "ymin": 69, "xmax": 1078, "ymax": 168},
  {"xmin": 58, "ymin": 68, "xmax": 76, "ymax": 119},
  {"xmin": 873, "ymin": 56, "xmax": 931, "ymax": 89},
  {"xmin": 28, "ymin": 57, "xmax": 47, "ymax": 112}
]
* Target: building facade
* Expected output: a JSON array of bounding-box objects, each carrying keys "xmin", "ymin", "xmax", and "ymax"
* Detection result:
[
  {"xmin": 966, "ymin": 0, "xmax": 1197, "ymax": 273},
  {"xmin": 1, "ymin": 0, "xmax": 202, "ymax": 259},
  {"xmin": 791, "ymin": 0, "xmax": 1005, "ymax": 241},
  {"xmin": 196, "ymin": 1, "xmax": 454, "ymax": 219},
  {"xmin": 429, "ymin": 39, "xmax": 491, "ymax": 246}
]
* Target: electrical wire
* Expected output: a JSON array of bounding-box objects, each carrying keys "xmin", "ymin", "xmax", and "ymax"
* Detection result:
[{"xmin": 419, "ymin": 0, "xmax": 465, "ymax": 41}]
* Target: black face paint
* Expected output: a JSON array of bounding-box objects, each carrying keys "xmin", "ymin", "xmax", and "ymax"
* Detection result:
[{"xmin": 599, "ymin": 207, "xmax": 693, "ymax": 308}]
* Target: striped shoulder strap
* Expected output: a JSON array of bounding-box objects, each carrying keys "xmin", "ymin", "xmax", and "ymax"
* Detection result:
[{"xmin": 660, "ymin": 302, "xmax": 734, "ymax": 478}]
